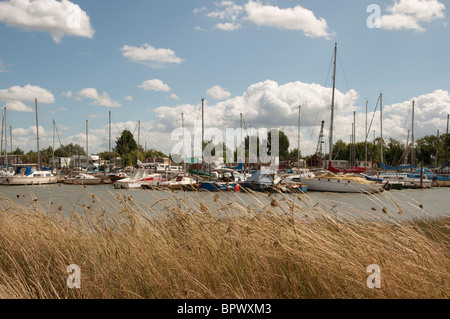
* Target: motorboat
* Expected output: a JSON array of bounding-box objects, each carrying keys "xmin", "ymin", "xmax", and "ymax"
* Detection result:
[
  {"xmin": 64, "ymin": 173, "xmax": 101, "ymax": 185},
  {"xmin": 114, "ymin": 169, "xmax": 166, "ymax": 189}
]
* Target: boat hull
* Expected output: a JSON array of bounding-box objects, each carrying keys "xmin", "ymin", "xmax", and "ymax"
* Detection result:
[
  {"xmin": 199, "ymin": 182, "xmax": 236, "ymax": 191},
  {"xmin": 64, "ymin": 178, "xmax": 101, "ymax": 185},
  {"xmin": 2, "ymin": 176, "xmax": 58, "ymax": 185}
]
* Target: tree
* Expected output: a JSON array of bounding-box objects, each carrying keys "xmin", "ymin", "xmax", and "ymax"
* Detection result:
[
  {"xmin": 54, "ymin": 143, "xmax": 85, "ymax": 157},
  {"xmin": 416, "ymin": 134, "xmax": 445, "ymax": 166},
  {"xmin": 385, "ymin": 138, "xmax": 405, "ymax": 166},
  {"xmin": 267, "ymin": 130, "xmax": 290, "ymax": 160},
  {"xmin": 114, "ymin": 130, "xmax": 137, "ymax": 157},
  {"xmin": 288, "ymin": 148, "xmax": 302, "ymax": 162},
  {"xmin": 332, "ymin": 139, "xmax": 349, "ymax": 161}
]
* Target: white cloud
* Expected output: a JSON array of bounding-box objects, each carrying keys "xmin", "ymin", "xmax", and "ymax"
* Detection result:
[
  {"xmin": 0, "ymin": 58, "xmax": 9, "ymax": 73},
  {"xmin": 0, "ymin": 84, "xmax": 54, "ymax": 112},
  {"xmin": 207, "ymin": 1, "xmax": 244, "ymax": 31},
  {"xmin": 0, "ymin": 84, "xmax": 55, "ymax": 103},
  {"xmin": 4, "ymin": 100, "xmax": 33, "ymax": 112},
  {"xmin": 215, "ymin": 22, "xmax": 242, "ymax": 31},
  {"xmin": 0, "ymin": 0, "xmax": 95, "ymax": 43},
  {"xmin": 170, "ymin": 93, "xmax": 180, "ymax": 100},
  {"xmin": 244, "ymin": 1, "xmax": 332, "ymax": 38},
  {"xmin": 13, "ymin": 125, "xmax": 47, "ymax": 136},
  {"xmin": 206, "ymin": 85, "xmax": 232, "ymax": 100},
  {"xmin": 61, "ymin": 90, "xmax": 72, "ymax": 98},
  {"xmin": 380, "ymin": 0, "xmax": 446, "ymax": 31},
  {"xmin": 382, "ymin": 89, "xmax": 450, "ymax": 138},
  {"xmin": 121, "ymin": 43, "xmax": 184, "ymax": 66},
  {"xmin": 124, "ymin": 95, "xmax": 133, "ymax": 101},
  {"xmin": 196, "ymin": 1, "xmax": 332, "ymax": 38},
  {"xmin": 58, "ymin": 107, "xmax": 68, "ymax": 111},
  {"xmin": 139, "ymin": 79, "xmax": 172, "ymax": 93},
  {"xmin": 76, "ymin": 88, "xmax": 122, "ymax": 108}
]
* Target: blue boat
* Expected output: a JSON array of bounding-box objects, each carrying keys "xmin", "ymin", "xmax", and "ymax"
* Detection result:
[{"xmin": 199, "ymin": 168, "xmax": 238, "ymax": 191}]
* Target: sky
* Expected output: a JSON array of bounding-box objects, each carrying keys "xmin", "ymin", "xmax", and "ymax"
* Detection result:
[{"xmin": 0, "ymin": 0, "xmax": 449, "ymax": 158}]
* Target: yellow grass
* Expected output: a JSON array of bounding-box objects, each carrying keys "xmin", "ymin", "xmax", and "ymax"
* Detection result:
[{"xmin": 0, "ymin": 189, "xmax": 448, "ymax": 299}]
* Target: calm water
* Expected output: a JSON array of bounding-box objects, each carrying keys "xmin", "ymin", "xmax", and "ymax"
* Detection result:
[{"xmin": 0, "ymin": 183, "xmax": 448, "ymax": 221}]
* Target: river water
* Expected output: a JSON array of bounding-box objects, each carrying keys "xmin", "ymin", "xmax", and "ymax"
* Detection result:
[{"xmin": 0, "ymin": 184, "xmax": 448, "ymax": 221}]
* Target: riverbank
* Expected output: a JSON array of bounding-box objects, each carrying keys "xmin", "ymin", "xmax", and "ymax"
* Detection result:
[{"xmin": 0, "ymin": 191, "xmax": 448, "ymax": 299}]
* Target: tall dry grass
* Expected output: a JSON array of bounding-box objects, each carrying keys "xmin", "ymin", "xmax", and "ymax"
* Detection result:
[{"xmin": 0, "ymin": 189, "xmax": 448, "ymax": 299}]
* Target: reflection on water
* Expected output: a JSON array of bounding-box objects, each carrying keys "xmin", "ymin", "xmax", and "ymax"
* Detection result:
[{"xmin": 0, "ymin": 184, "xmax": 448, "ymax": 221}]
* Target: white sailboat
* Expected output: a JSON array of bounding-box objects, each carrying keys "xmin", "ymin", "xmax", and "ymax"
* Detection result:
[
  {"xmin": 300, "ymin": 43, "xmax": 384, "ymax": 193},
  {"xmin": 2, "ymin": 99, "xmax": 58, "ymax": 186}
]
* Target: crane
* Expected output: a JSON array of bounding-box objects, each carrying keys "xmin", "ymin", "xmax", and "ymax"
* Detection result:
[{"xmin": 307, "ymin": 120, "xmax": 325, "ymax": 167}]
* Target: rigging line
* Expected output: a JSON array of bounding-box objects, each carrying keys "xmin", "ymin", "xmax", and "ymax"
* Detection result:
[
  {"xmin": 365, "ymin": 96, "xmax": 380, "ymax": 141},
  {"xmin": 337, "ymin": 51, "xmax": 351, "ymax": 92},
  {"xmin": 307, "ymin": 51, "xmax": 334, "ymax": 146}
]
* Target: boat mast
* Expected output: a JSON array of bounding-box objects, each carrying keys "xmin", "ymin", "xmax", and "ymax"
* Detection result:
[
  {"xmin": 86, "ymin": 120, "xmax": 88, "ymax": 172},
  {"xmin": 1, "ymin": 109, "xmax": 4, "ymax": 166},
  {"xmin": 297, "ymin": 105, "xmax": 301, "ymax": 168},
  {"xmin": 411, "ymin": 100, "xmax": 415, "ymax": 165},
  {"xmin": 365, "ymin": 100, "xmax": 368, "ymax": 165},
  {"xmin": 52, "ymin": 120, "xmax": 56, "ymax": 172},
  {"xmin": 35, "ymin": 98, "xmax": 41, "ymax": 169},
  {"xmin": 435, "ymin": 129, "xmax": 440, "ymax": 167},
  {"xmin": 201, "ymin": 98, "xmax": 205, "ymax": 169},
  {"xmin": 446, "ymin": 114, "xmax": 449, "ymax": 166},
  {"xmin": 137, "ymin": 120, "xmax": 140, "ymax": 166},
  {"xmin": 329, "ymin": 42, "xmax": 337, "ymax": 163},
  {"xmin": 380, "ymin": 93, "xmax": 383, "ymax": 164},
  {"xmin": 4, "ymin": 107, "xmax": 7, "ymax": 167},
  {"xmin": 353, "ymin": 110, "xmax": 356, "ymax": 167},
  {"xmin": 109, "ymin": 111, "xmax": 111, "ymax": 174},
  {"xmin": 182, "ymin": 113, "xmax": 186, "ymax": 172}
]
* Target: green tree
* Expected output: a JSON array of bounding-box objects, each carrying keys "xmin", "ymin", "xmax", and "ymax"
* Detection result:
[
  {"xmin": 54, "ymin": 143, "xmax": 85, "ymax": 157},
  {"xmin": 267, "ymin": 130, "xmax": 290, "ymax": 160},
  {"xmin": 385, "ymin": 138, "xmax": 405, "ymax": 166},
  {"xmin": 288, "ymin": 148, "xmax": 302, "ymax": 162},
  {"xmin": 114, "ymin": 130, "xmax": 137, "ymax": 157},
  {"xmin": 416, "ymin": 134, "xmax": 445, "ymax": 166}
]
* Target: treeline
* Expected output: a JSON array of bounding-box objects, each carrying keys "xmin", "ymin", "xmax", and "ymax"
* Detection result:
[
  {"xmin": 4, "ymin": 130, "xmax": 167, "ymax": 167},
  {"xmin": 330, "ymin": 134, "xmax": 450, "ymax": 166}
]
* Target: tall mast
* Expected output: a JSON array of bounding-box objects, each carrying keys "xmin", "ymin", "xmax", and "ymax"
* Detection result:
[
  {"xmin": 297, "ymin": 105, "xmax": 301, "ymax": 167},
  {"xmin": 365, "ymin": 100, "xmax": 368, "ymax": 165},
  {"xmin": 446, "ymin": 114, "xmax": 449, "ymax": 165},
  {"xmin": 201, "ymin": 98, "xmax": 205, "ymax": 164},
  {"xmin": 35, "ymin": 99, "xmax": 41, "ymax": 169},
  {"xmin": 86, "ymin": 120, "xmax": 88, "ymax": 172},
  {"xmin": 137, "ymin": 120, "xmax": 141, "ymax": 165},
  {"xmin": 411, "ymin": 100, "xmax": 415, "ymax": 165},
  {"xmin": 4, "ymin": 107, "xmax": 7, "ymax": 166},
  {"xmin": 52, "ymin": 120, "xmax": 55, "ymax": 172},
  {"xmin": 380, "ymin": 93, "xmax": 383, "ymax": 163},
  {"xmin": 435, "ymin": 129, "xmax": 440, "ymax": 167},
  {"xmin": 109, "ymin": 111, "xmax": 111, "ymax": 173},
  {"xmin": 1, "ymin": 110, "xmax": 4, "ymax": 165},
  {"xmin": 353, "ymin": 110, "xmax": 356, "ymax": 166},
  {"xmin": 329, "ymin": 42, "xmax": 337, "ymax": 162},
  {"xmin": 182, "ymin": 113, "xmax": 186, "ymax": 172}
]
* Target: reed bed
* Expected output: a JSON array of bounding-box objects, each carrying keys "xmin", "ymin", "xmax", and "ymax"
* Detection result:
[{"xmin": 0, "ymin": 188, "xmax": 448, "ymax": 299}]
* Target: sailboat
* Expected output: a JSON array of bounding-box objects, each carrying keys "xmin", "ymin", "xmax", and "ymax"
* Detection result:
[
  {"xmin": 300, "ymin": 43, "xmax": 385, "ymax": 193},
  {"xmin": 2, "ymin": 99, "xmax": 58, "ymax": 186}
]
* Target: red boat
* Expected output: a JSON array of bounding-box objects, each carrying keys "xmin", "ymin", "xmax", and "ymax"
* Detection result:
[{"xmin": 328, "ymin": 162, "xmax": 366, "ymax": 174}]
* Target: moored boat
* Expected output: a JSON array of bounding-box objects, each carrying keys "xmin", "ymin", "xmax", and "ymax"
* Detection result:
[{"xmin": 64, "ymin": 173, "xmax": 101, "ymax": 185}]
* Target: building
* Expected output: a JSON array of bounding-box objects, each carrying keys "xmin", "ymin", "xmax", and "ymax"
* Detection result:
[
  {"xmin": 70, "ymin": 155, "xmax": 100, "ymax": 171},
  {"xmin": 49, "ymin": 157, "xmax": 71, "ymax": 169}
]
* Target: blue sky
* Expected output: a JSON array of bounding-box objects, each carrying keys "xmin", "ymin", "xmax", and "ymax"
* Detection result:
[{"xmin": 0, "ymin": 0, "xmax": 449, "ymax": 157}]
